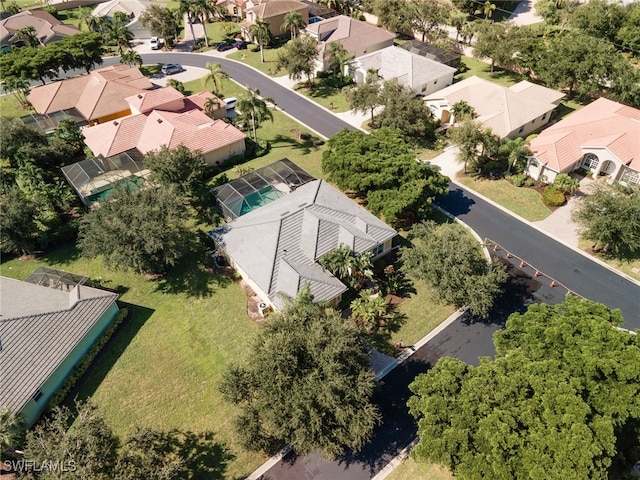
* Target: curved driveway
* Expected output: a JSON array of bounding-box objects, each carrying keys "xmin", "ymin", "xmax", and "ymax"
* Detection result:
[{"xmin": 103, "ymin": 53, "xmax": 355, "ymax": 138}]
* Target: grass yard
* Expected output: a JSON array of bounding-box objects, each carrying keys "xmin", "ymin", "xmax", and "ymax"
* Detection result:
[
  {"xmin": 295, "ymin": 77, "xmax": 351, "ymax": 113},
  {"xmin": 203, "ymin": 21, "xmax": 240, "ymax": 46},
  {"xmin": 227, "ymin": 46, "xmax": 283, "ymax": 76},
  {"xmin": 386, "ymin": 455, "xmax": 454, "ymax": 480},
  {"xmin": 455, "ymin": 56, "xmax": 523, "ymax": 87},
  {"xmin": 457, "ymin": 174, "xmax": 552, "ymax": 222},
  {"xmin": 578, "ymin": 239, "xmax": 640, "ymax": 282},
  {"xmin": 0, "ymin": 92, "xmax": 33, "ymax": 118}
]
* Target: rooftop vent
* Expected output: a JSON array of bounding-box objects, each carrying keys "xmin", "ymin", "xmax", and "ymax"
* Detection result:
[
  {"xmin": 157, "ymin": 119, "xmax": 163, "ymax": 124},
  {"xmin": 113, "ymin": 121, "xmax": 119, "ymax": 126}
]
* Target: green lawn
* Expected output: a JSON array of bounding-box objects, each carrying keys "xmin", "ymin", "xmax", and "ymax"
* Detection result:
[
  {"xmin": 386, "ymin": 455, "xmax": 454, "ymax": 480},
  {"xmin": 0, "ymin": 92, "xmax": 33, "ymax": 118},
  {"xmin": 457, "ymin": 174, "xmax": 552, "ymax": 222},
  {"xmin": 227, "ymin": 45, "xmax": 283, "ymax": 76},
  {"xmin": 455, "ymin": 56, "xmax": 523, "ymax": 87},
  {"xmin": 295, "ymin": 77, "xmax": 351, "ymax": 113},
  {"xmin": 578, "ymin": 239, "xmax": 640, "ymax": 282},
  {"xmin": 203, "ymin": 21, "xmax": 240, "ymax": 46}
]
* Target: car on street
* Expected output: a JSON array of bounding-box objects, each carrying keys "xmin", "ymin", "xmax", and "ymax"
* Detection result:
[
  {"xmin": 161, "ymin": 64, "xmax": 184, "ymax": 75},
  {"xmin": 216, "ymin": 41, "xmax": 234, "ymax": 52},
  {"xmin": 233, "ymin": 40, "xmax": 249, "ymax": 50},
  {"xmin": 150, "ymin": 36, "xmax": 160, "ymax": 50}
]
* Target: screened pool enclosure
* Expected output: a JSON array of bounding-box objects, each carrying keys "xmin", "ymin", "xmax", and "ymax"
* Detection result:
[
  {"xmin": 61, "ymin": 151, "xmax": 149, "ymax": 208},
  {"xmin": 213, "ymin": 159, "xmax": 315, "ymax": 220}
]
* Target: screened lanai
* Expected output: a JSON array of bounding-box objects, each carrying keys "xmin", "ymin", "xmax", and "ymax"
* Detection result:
[
  {"xmin": 214, "ymin": 159, "xmax": 315, "ymax": 220},
  {"xmin": 61, "ymin": 151, "xmax": 149, "ymax": 208},
  {"xmin": 26, "ymin": 267, "xmax": 89, "ymax": 292},
  {"xmin": 20, "ymin": 110, "xmax": 87, "ymax": 134}
]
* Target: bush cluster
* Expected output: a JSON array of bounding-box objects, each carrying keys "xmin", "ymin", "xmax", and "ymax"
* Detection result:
[
  {"xmin": 542, "ymin": 185, "xmax": 566, "ymax": 206},
  {"xmin": 46, "ymin": 308, "xmax": 129, "ymax": 411}
]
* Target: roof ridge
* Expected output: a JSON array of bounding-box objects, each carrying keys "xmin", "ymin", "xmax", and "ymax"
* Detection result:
[{"xmin": 0, "ymin": 293, "xmax": 117, "ymax": 323}]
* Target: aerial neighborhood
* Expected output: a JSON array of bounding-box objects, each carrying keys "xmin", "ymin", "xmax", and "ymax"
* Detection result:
[{"xmin": 1, "ymin": 0, "xmax": 640, "ymax": 478}]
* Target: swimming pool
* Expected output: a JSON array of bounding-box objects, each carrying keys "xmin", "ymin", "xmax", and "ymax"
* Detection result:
[
  {"xmin": 86, "ymin": 176, "xmax": 145, "ymax": 205},
  {"xmin": 228, "ymin": 185, "xmax": 285, "ymax": 217}
]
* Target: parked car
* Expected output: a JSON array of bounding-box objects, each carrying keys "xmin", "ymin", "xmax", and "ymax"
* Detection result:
[
  {"xmin": 150, "ymin": 36, "xmax": 159, "ymax": 50},
  {"xmin": 216, "ymin": 41, "xmax": 234, "ymax": 52},
  {"xmin": 161, "ymin": 64, "xmax": 184, "ymax": 75},
  {"xmin": 223, "ymin": 97, "xmax": 237, "ymax": 110},
  {"xmin": 233, "ymin": 40, "xmax": 249, "ymax": 50}
]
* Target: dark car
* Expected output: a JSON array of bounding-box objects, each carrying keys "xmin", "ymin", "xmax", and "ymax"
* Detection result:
[
  {"xmin": 215, "ymin": 41, "xmax": 234, "ymax": 52},
  {"xmin": 161, "ymin": 64, "xmax": 184, "ymax": 75},
  {"xmin": 233, "ymin": 40, "xmax": 249, "ymax": 50}
]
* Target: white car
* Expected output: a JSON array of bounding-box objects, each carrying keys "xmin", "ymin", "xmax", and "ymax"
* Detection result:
[
  {"xmin": 223, "ymin": 97, "xmax": 237, "ymax": 110},
  {"xmin": 150, "ymin": 37, "xmax": 159, "ymax": 50}
]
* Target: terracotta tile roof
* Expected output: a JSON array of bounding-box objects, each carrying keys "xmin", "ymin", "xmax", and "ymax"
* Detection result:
[
  {"xmin": 425, "ymin": 76, "xmax": 561, "ymax": 138},
  {"xmin": 26, "ymin": 65, "xmax": 153, "ymax": 121},
  {"xmin": 0, "ymin": 10, "xmax": 80, "ymax": 45},
  {"xmin": 185, "ymin": 91, "xmax": 226, "ymax": 110},
  {"xmin": 246, "ymin": 0, "xmax": 307, "ymax": 18},
  {"xmin": 83, "ymin": 103, "xmax": 245, "ymax": 158},
  {"xmin": 529, "ymin": 97, "xmax": 640, "ymax": 172},
  {"xmin": 125, "ymin": 86, "xmax": 185, "ymax": 113}
]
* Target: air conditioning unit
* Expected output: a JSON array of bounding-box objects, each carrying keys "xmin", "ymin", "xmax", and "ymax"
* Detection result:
[{"xmin": 258, "ymin": 302, "xmax": 269, "ymax": 317}]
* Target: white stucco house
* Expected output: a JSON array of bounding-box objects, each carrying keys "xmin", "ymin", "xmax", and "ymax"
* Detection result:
[
  {"xmin": 425, "ymin": 75, "xmax": 565, "ymax": 139},
  {"xmin": 92, "ymin": 0, "xmax": 163, "ymax": 38},
  {"xmin": 348, "ymin": 46, "xmax": 456, "ymax": 96},
  {"xmin": 525, "ymin": 97, "xmax": 640, "ymax": 186}
]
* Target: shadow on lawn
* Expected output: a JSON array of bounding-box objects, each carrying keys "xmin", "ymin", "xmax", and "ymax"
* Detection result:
[{"xmin": 268, "ymin": 133, "xmax": 322, "ymax": 156}]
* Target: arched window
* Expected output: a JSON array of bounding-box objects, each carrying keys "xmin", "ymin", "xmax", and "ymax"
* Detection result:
[{"xmin": 583, "ymin": 153, "xmax": 599, "ymax": 170}]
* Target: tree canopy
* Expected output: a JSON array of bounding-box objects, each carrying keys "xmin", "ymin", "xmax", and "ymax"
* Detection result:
[
  {"xmin": 572, "ymin": 183, "xmax": 640, "ymax": 258},
  {"xmin": 400, "ymin": 221, "xmax": 507, "ymax": 317},
  {"xmin": 275, "ymin": 35, "xmax": 318, "ymax": 87},
  {"xmin": 144, "ymin": 144, "xmax": 207, "ymax": 198},
  {"xmin": 321, "ymin": 128, "xmax": 449, "ymax": 224},
  {"xmin": 78, "ymin": 185, "xmax": 190, "ymax": 274},
  {"xmin": 376, "ymin": 80, "xmax": 438, "ymax": 139},
  {"xmin": 408, "ymin": 296, "xmax": 640, "ymax": 480},
  {"xmin": 219, "ymin": 285, "xmax": 379, "ymax": 458}
]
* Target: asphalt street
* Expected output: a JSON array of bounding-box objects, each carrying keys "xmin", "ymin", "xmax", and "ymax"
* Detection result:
[
  {"xmin": 436, "ymin": 184, "xmax": 640, "ymax": 328},
  {"xmin": 101, "ymin": 53, "xmax": 356, "ymax": 138}
]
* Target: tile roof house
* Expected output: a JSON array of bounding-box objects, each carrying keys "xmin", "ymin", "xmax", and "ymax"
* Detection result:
[
  {"xmin": 349, "ymin": 46, "xmax": 456, "ymax": 96},
  {"xmin": 26, "ymin": 64, "xmax": 153, "ymax": 125},
  {"xmin": 305, "ymin": 15, "xmax": 395, "ymax": 72},
  {"xmin": 0, "ymin": 10, "xmax": 80, "ymax": 47},
  {"xmin": 242, "ymin": 0, "xmax": 309, "ymax": 39},
  {"xmin": 0, "ymin": 268, "xmax": 119, "ymax": 427},
  {"xmin": 525, "ymin": 97, "xmax": 640, "ymax": 186},
  {"xmin": 211, "ymin": 162, "xmax": 397, "ymax": 310},
  {"xmin": 425, "ymin": 75, "xmax": 565, "ymax": 139},
  {"xmin": 92, "ymin": 0, "xmax": 162, "ymax": 39},
  {"xmin": 82, "ymin": 87, "xmax": 245, "ymax": 166}
]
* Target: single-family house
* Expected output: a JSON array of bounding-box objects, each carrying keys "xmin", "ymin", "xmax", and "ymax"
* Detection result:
[
  {"xmin": 305, "ymin": 15, "xmax": 395, "ymax": 72},
  {"xmin": 525, "ymin": 97, "xmax": 640, "ymax": 186},
  {"xmin": 82, "ymin": 87, "xmax": 245, "ymax": 166},
  {"xmin": 26, "ymin": 64, "xmax": 154, "ymax": 125},
  {"xmin": 0, "ymin": 267, "xmax": 119, "ymax": 427},
  {"xmin": 425, "ymin": 75, "xmax": 565, "ymax": 139},
  {"xmin": 211, "ymin": 160, "xmax": 397, "ymax": 310},
  {"xmin": 0, "ymin": 10, "xmax": 80, "ymax": 48},
  {"xmin": 92, "ymin": 0, "xmax": 163, "ymax": 39},
  {"xmin": 216, "ymin": 0, "xmax": 247, "ymax": 19},
  {"xmin": 348, "ymin": 46, "xmax": 456, "ymax": 96},
  {"xmin": 242, "ymin": 0, "xmax": 309, "ymax": 39}
]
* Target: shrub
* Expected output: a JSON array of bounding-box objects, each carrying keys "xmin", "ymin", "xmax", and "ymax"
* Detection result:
[
  {"xmin": 46, "ymin": 308, "xmax": 129, "ymax": 411},
  {"xmin": 512, "ymin": 173, "xmax": 529, "ymax": 187},
  {"xmin": 482, "ymin": 161, "xmax": 500, "ymax": 175},
  {"xmin": 553, "ymin": 173, "xmax": 580, "ymax": 195},
  {"xmin": 542, "ymin": 186, "xmax": 566, "ymax": 207}
]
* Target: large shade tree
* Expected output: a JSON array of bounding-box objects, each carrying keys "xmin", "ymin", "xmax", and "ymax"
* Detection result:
[
  {"xmin": 144, "ymin": 144, "xmax": 207, "ymax": 199},
  {"xmin": 408, "ymin": 296, "xmax": 640, "ymax": 480},
  {"xmin": 219, "ymin": 285, "xmax": 380, "ymax": 457},
  {"xmin": 400, "ymin": 221, "xmax": 507, "ymax": 318},
  {"xmin": 275, "ymin": 35, "xmax": 318, "ymax": 88},
  {"xmin": 78, "ymin": 185, "xmax": 191, "ymax": 275},
  {"xmin": 322, "ymin": 128, "xmax": 449, "ymax": 224}
]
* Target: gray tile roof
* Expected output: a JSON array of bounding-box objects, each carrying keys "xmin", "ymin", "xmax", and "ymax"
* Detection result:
[
  {"xmin": 0, "ymin": 277, "xmax": 118, "ymax": 414},
  {"xmin": 212, "ymin": 179, "xmax": 397, "ymax": 308}
]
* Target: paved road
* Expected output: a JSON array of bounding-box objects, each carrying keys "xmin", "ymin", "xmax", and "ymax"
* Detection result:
[
  {"xmin": 101, "ymin": 53, "xmax": 356, "ymax": 138},
  {"xmin": 436, "ymin": 184, "xmax": 639, "ymax": 328}
]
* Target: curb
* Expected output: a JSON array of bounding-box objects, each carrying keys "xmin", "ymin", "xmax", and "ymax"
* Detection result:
[
  {"xmin": 371, "ymin": 438, "xmax": 419, "ymax": 480},
  {"xmin": 449, "ymin": 179, "xmax": 640, "ymax": 288}
]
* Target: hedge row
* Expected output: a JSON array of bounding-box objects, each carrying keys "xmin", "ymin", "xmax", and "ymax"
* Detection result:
[{"xmin": 46, "ymin": 307, "xmax": 129, "ymax": 411}]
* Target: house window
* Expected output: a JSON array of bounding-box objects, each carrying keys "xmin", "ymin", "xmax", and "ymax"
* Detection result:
[
  {"xmin": 620, "ymin": 169, "xmax": 639, "ymax": 186},
  {"xmin": 529, "ymin": 158, "xmax": 539, "ymax": 168},
  {"xmin": 372, "ymin": 243, "xmax": 384, "ymax": 257},
  {"xmin": 33, "ymin": 390, "xmax": 44, "ymax": 402},
  {"xmin": 434, "ymin": 79, "xmax": 438, "ymax": 84},
  {"xmin": 518, "ymin": 126, "xmax": 524, "ymax": 134},
  {"xmin": 542, "ymin": 113, "xmax": 547, "ymax": 120},
  {"xmin": 583, "ymin": 153, "xmax": 599, "ymax": 170}
]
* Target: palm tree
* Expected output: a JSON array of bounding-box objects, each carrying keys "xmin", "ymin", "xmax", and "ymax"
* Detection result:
[
  {"xmin": 166, "ymin": 78, "xmax": 186, "ymax": 94},
  {"xmin": 3, "ymin": 75, "xmax": 29, "ymax": 106},
  {"xmin": 204, "ymin": 62, "xmax": 228, "ymax": 94},
  {"xmin": 204, "ymin": 96, "xmax": 222, "ymax": 117},
  {"xmin": 350, "ymin": 290, "xmax": 388, "ymax": 333},
  {"xmin": 281, "ymin": 10, "xmax": 305, "ymax": 39},
  {"xmin": 248, "ymin": 18, "xmax": 271, "ymax": 63},
  {"xmin": 180, "ymin": 0, "xmax": 198, "ymax": 45},
  {"xmin": 326, "ymin": 41, "xmax": 352, "ymax": 82},
  {"xmin": 106, "ymin": 18, "xmax": 134, "ymax": 54},
  {"xmin": 15, "ymin": 26, "xmax": 40, "ymax": 47},
  {"xmin": 119, "ymin": 49, "xmax": 142, "ymax": 67},
  {"xmin": 451, "ymin": 100, "xmax": 476, "ymax": 123},
  {"xmin": 236, "ymin": 87, "xmax": 273, "ymax": 141},
  {"xmin": 498, "ymin": 137, "xmax": 532, "ymax": 174},
  {"xmin": 481, "ymin": 1, "xmax": 496, "ymax": 19},
  {"xmin": 0, "ymin": 407, "xmax": 24, "ymax": 456},
  {"xmin": 319, "ymin": 244, "xmax": 353, "ymax": 280},
  {"xmin": 191, "ymin": 0, "xmax": 216, "ymax": 47}
]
